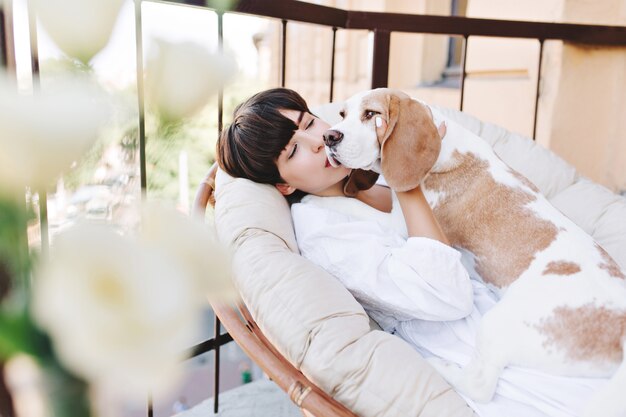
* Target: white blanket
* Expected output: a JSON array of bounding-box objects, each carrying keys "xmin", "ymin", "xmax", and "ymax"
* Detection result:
[{"xmin": 291, "ymin": 188, "xmax": 608, "ymax": 417}]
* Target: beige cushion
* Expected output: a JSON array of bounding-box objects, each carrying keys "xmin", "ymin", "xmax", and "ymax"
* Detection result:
[{"xmin": 214, "ymin": 102, "xmax": 626, "ymax": 417}]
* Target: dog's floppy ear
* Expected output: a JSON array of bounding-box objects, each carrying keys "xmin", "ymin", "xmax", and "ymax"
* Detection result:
[
  {"xmin": 380, "ymin": 95, "xmax": 441, "ymax": 192},
  {"xmin": 343, "ymin": 169, "xmax": 379, "ymax": 197}
]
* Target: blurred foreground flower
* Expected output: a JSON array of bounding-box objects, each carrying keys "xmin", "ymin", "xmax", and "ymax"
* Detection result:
[
  {"xmin": 31, "ymin": 0, "xmax": 125, "ymax": 63},
  {"xmin": 32, "ymin": 205, "xmax": 236, "ymax": 402},
  {"xmin": 140, "ymin": 203, "xmax": 238, "ymax": 302},
  {"xmin": 33, "ymin": 225, "xmax": 195, "ymax": 399},
  {"xmin": 146, "ymin": 39, "xmax": 236, "ymax": 122},
  {"xmin": 0, "ymin": 73, "xmax": 112, "ymax": 198}
]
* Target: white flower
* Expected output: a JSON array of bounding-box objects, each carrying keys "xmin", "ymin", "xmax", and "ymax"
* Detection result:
[
  {"xmin": 139, "ymin": 202, "xmax": 237, "ymax": 303},
  {"xmin": 145, "ymin": 39, "xmax": 236, "ymax": 121},
  {"xmin": 32, "ymin": 224, "xmax": 202, "ymax": 401},
  {"xmin": 0, "ymin": 73, "xmax": 111, "ymax": 197},
  {"xmin": 31, "ymin": 0, "xmax": 125, "ymax": 63}
]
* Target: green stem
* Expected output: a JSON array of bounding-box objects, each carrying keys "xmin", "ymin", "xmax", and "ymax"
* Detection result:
[{"xmin": 42, "ymin": 359, "xmax": 92, "ymax": 417}]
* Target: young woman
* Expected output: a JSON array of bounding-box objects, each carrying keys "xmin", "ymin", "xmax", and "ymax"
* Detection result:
[{"xmin": 216, "ymin": 88, "xmax": 605, "ymax": 417}]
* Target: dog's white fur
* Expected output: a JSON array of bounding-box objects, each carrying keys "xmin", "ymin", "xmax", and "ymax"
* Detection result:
[{"xmin": 326, "ymin": 88, "xmax": 626, "ymax": 417}]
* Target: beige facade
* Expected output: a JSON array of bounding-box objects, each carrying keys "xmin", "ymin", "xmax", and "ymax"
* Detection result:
[
  {"xmin": 463, "ymin": 0, "xmax": 626, "ymax": 193},
  {"xmin": 254, "ymin": 0, "xmax": 626, "ymax": 193}
]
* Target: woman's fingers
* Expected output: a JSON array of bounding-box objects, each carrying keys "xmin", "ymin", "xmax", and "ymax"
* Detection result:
[
  {"xmin": 375, "ymin": 116, "xmax": 445, "ymax": 140},
  {"xmin": 437, "ymin": 122, "xmax": 447, "ymax": 140},
  {"xmin": 375, "ymin": 116, "xmax": 388, "ymax": 136}
]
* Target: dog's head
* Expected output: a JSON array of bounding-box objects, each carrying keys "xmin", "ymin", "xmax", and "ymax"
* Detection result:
[{"xmin": 325, "ymin": 88, "xmax": 441, "ymax": 192}]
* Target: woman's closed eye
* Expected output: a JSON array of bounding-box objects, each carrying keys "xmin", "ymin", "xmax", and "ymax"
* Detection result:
[
  {"xmin": 288, "ymin": 143, "xmax": 298, "ymax": 159},
  {"xmin": 306, "ymin": 118, "xmax": 315, "ymax": 129}
]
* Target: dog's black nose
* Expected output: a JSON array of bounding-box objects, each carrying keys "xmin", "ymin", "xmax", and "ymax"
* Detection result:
[{"xmin": 323, "ymin": 129, "xmax": 344, "ymax": 146}]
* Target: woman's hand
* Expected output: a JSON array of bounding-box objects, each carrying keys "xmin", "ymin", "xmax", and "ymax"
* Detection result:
[
  {"xmin": 396, "ymin": 186, "xmax": 450, "ymax": 245},
  {"xmin": 437, "ymin": 121, "xmax": 447, "ymax": 140}
]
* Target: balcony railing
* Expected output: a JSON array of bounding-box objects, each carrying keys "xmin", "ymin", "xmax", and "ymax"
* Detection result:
[{"xmin": 2, "ymin": 0, "xmax": 625, "ymax": 416}]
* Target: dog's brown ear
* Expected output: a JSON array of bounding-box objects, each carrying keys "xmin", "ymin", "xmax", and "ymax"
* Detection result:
[
  {"xmin": 343, "ymin": 169, "xmax": 379, "ymax": 197},
  {"xmin": 381, "ymin": 96, "xmax": 441, "ymax": 192}
]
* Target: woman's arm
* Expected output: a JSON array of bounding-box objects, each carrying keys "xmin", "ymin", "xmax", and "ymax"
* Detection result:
[{"xmin": 396, "ymin": 186, "xmax": 450, "ymax": 245}]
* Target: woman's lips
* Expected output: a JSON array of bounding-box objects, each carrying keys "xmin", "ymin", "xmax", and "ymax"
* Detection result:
[
  {"xmin": 324, "ymin": 147, "xmax": 341, "ymax": 168},
  {"xmin": 325, "ymin": 155, "xmax": 341, "ymax": 168}
]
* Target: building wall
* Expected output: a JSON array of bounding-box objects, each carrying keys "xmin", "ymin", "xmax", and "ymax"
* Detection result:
[{"xmin": 551, "ymin": 1, "xmax": 626, "ymax": 191}]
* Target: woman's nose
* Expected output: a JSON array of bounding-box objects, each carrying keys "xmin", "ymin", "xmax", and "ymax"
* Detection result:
[{"xmin": 307, "ymin": 134, "xmax": 325, "ymax": 152}]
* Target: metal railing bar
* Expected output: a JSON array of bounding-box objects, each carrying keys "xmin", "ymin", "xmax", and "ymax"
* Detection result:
[
  {"xmin": 25, "ymin": 0, "xmax": 50, "ymax": 257},
  {"xmin": 213, "ymin": 315, "xmax": 221, "ymax": 413},
  {"xmin": 134, "ymin": 0, "xmax": 148, "ymax": 196},
  {"xmin": 532, "ymin": 39, "xmax": 545, "ymax": 140},
  {"xmin": 183, "ymin": 332, "xmax": 234, "ymax": 358},
  {"xmin": 371, "ymin": 29, "xmax": 390, "ymax": 89},
  {"xmin": 329, "ymin": 26, "xmax": 337, "ymax": 103},
  {"xmin": 346, "ymin": 12, "xmax": 626, "ymax": 45},
  {"xmin": 217, "ymin": 11, "xmax": 224, "ymax": 136},
  {"xmin": 147, "ymin": 0, "xmax": 626, "ymax": 47},
  {"xmin": 26, "ymin": 0, "xmax": 39, "ymax": 90},
  {"xmin": 0, "ymin": 7, "xmax": 8, "ymax": 69},
  {"xmin": 1, "ymin": 1, "xmax": 16, "ymax": 75},
  {"xmin": 214, "ymin": 12, "xmax": 225, "ymax": 413},
  {"xmin": 281, "ymin": 19, "xmax": 287, "ymax": 87},
  {"xmin": 165, "ymin": 0, "xmax": 349, "ymax": 28},
  {"xmin": 147, "ymin": 393, "xmax": 153, "ymax": 417},
  {"xmin": 459, "ymin": 35, "xmax": 469, "ymax": 112}
]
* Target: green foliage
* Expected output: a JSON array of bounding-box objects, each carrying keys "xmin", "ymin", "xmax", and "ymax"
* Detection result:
[
  {"xmin": 40, "ymin": 56, "xmax": 94, "ymax": 79},
  {"xmin": 63, "ymin": 88, "xmax": 139, "ymax": 191},
  {"xmin": 0, "ymin": 197, "xmax": 34, "ymax": 297},
  {"xmin": 0, "ymin": 197, "xmax": 51, "ymax": 362},
  {"xmin": 0, "ymin": 305, "xmax": 52, "ymax": 360},
  {"xmin": 145, "ymin": 106, "xmax": 219, "ymax": 202}
]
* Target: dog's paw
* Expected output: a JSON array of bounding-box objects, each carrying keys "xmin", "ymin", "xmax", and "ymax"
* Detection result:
[{"xmin": 427, "ymin": 356, "xmax": 501, "ymax": 404}]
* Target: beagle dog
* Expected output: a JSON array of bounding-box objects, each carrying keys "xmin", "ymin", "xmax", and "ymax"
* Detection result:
[{"xmin": 324, "ymin": 88, "xmax": 626, "ymax": 417}]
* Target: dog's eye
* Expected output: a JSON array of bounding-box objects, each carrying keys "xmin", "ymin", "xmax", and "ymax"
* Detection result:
[
  {"xmin": 364, "ymin": 110, "xmax": 379, "ymax": 120},
  {"xmin": 339, "ymin": 110, "xmax": 345, "ymax": 119}
]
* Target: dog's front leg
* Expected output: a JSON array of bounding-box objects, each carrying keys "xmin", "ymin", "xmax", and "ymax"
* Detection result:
[
  {"xmin": 427, "ymin": 351, "xmax": 505, "ymax": 403},
  {"xmin": 426, "ymin": 305, "xmax": 514, "ymax": 403}
]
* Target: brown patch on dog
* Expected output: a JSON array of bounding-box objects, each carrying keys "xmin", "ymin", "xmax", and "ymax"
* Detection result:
[
  {"xmin": 596, "ymin": 243, "xmax": 626, "ymax": 279},
  {"xmin": 424, "ymin": 151, "xmax": 559, "ymax": 288},
  {"xmin": 538, "ymin": 303, "xmax": 626, "ymax": 363},
  {"xmin": 542, "ymin": 261, "xmax": 581, "ymax": 276}
]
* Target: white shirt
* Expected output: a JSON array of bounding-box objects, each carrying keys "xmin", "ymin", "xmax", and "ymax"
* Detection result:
[{"xmin": 291, "ymin": 191, "xmax": 607, "ymax": 417}]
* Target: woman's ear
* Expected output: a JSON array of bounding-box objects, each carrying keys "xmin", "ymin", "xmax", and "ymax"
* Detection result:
[{"xmin": 275, "ymin": 183, "xmax": 296, "ymax": 195}]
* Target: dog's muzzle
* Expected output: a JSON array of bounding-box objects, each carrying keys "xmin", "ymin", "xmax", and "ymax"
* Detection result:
[
  {"xmin": 323, "ymin": 129, "xmax": 344, "ymax": 167},
  {"xmin": 323, "ymin": 129, "xmax": 343, "ymax": 147}
]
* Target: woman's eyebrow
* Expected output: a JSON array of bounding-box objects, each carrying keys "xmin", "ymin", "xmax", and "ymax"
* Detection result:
[{"xmin": 297, "ymin": 111, "xmax": 305, "ymax": 125}]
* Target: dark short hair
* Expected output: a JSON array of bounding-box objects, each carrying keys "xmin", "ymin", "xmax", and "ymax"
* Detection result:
[{"xmin": 217, "ymin": 88, "xmax": 310, "ymax": 190}]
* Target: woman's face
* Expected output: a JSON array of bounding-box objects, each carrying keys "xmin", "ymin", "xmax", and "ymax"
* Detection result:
[{"xmin": 275, "ymin": 109, "xmax": 351, "ymax": 197}]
